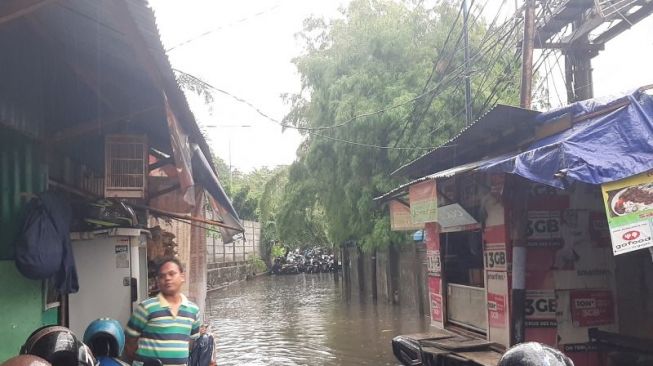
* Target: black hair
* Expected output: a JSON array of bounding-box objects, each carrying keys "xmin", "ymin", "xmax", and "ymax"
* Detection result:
[{"xmin": 156, "ymin": 256, "xmax": 184, "ymax": 274}]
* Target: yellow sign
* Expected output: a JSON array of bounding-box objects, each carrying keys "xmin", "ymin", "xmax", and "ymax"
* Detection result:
[
  {"xmin": 389, "ymin": 200, "xmax": 424, "ymax": 231},
  {"xmin": 409, "ymin": 180, "xmax": 438, "ymax": 224}
]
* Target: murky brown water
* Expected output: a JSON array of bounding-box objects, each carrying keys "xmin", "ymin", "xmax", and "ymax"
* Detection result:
[{"xmin": 205, "ymin": 273, "xmax": 429, "ymax": 366}]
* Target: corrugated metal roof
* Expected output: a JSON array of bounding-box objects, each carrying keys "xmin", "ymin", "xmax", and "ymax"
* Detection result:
[
  {"xmin": 24, "ymin": 0, "xmax": 215, "ymax": 173},
  {"xmin": 374, "ymin": 152, "xmax": 517, "ymax": 203},
  {"xmin": 391, "ymin": 104, "xmax": 540, "ymax": 179}
]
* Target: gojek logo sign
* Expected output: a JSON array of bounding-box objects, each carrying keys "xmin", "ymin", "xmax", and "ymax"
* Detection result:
[
  {"xmin": 622, "ymin": 230, "xmax": 640, "ymax": 241},
  {"xmin": 610, "ymin": 222, "xmax": 653, "ymax": 255}
]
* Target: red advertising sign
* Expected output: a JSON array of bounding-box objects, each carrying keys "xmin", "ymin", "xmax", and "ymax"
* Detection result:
[
  {"xmin": 487, "ymin": 293, "xmax": 507, "ymax": 328},
  {"xmin": 424, "ymin": 223, "xmax": 440, "ymax": 252},
  {"xmin": 431, "ymin": 293, "xmax": 443, "ymax": 322},
  {"xmin": 428, "ymin": 276, "xmax": 443, "ymax": 323},
  {"xmin": 570, "ymin": 290, "xmax": 615, "ymax": 327},
  {"xmin": 526, "ymin": 211, "xmax": 563, "ymax": 247}
]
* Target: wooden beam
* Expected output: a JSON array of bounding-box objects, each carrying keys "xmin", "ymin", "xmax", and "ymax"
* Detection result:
[{"xmin": 0, "ymin": 0, "xmax": 58, "ymax": 26}]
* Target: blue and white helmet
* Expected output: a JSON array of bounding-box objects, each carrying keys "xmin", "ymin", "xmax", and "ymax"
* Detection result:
[{"xmin": 83, "ymin": 318, "xmax": 125, "ymax": 358}]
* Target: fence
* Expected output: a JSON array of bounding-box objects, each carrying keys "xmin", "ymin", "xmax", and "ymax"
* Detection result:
[{"xmin": 207, "ymin": 220, "xmax": 260, "ymax": 264}]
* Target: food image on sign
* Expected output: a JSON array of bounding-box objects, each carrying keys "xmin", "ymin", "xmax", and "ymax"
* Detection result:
[
  {"xmin": 609, "ymin": 183, "xmax": 653, "ymax": 216},
  {"xmin": 602, "ymin": 170, "xmax": 653, "ymax": 255}
]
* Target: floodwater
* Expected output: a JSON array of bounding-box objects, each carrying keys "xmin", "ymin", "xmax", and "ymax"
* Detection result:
[{"xmin": 205, "ymin": 273, "xmax": 429, "ymax": 366}]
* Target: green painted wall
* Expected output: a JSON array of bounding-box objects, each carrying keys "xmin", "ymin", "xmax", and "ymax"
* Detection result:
[
  {"xmin": 0, "ymin": 132, "xmax": 56, "ymax": 362},
  {"xmin": 0, "ymin": 261, "xmax": 57, "ymax": 361}
]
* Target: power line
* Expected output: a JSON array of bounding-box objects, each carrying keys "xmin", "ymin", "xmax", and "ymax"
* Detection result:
[
  {"xmin": 174, "ymin": 70, "xmax": 452, "ymax": 150},
  {"xmin": 166, "ymin": 3, "xmax": 282, "ymax": 52}
]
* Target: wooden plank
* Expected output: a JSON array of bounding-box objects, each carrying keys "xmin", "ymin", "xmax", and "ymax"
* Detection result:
[{"xmin": 0, "ymin": 0, "xmax": 58, "ymax": 26}]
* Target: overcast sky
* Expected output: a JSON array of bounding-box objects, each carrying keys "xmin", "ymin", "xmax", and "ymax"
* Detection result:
[{"xmin": 149, "ymin": 0, "xmax": 653, "ymax": 172}]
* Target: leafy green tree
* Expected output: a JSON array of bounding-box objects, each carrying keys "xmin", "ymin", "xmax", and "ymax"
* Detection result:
[{"xmin": 281, "ymin": 0, "xmax": 521, "ymax": 251}]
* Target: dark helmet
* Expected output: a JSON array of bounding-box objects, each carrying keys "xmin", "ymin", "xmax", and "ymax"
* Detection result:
[
  {"xmin": 1, "ymin": 355, "xmax": 51, "ymax": 366},
  {"xmin": 20, "ymin": 326, "xmax": 96, "ymax": 366},
  {"xmin": 498, "ymin": 342, "xmax": 574, "ymax": 366},
  {"xmin": 83, "ymin": 318, "xmax": 125, "ymax": 358}
]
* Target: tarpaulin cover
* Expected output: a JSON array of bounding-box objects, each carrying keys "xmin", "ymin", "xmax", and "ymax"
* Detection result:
[
  {"xmin": 479, "ymin": 89, "xmax": 653, "ymax": 188},
  {"xmin": 191, "ymin": 144, "xmax": 244, "ymax": 243}
]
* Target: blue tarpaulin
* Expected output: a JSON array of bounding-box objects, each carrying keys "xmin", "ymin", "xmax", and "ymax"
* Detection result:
[{"xmin": 479, "ymin": 88, "xmax": 653, "ymax": 188}]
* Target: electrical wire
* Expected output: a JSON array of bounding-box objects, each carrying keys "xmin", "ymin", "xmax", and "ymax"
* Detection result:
[{"xmin": 166, "ymin": 3, "xmax": 283, "ymax": 52}]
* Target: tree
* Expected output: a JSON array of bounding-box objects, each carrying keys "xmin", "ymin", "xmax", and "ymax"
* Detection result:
[{"xmin": 281, "ymin": 0, "xmax": 521, "ymax": 251}]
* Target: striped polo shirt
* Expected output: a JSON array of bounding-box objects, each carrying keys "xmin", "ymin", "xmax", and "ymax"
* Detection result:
[{"xmin": 126, "ymin": 293, "xmax": 201, "ymax": 366}]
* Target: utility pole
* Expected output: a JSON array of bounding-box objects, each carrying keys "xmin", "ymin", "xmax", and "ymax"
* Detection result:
[
  {"xmin": 512, "ymin": 0, "xmax": 536, "ymax": 346},
  {"xmin": 565, "ymin": 18, "xmax": 594, "ymax": 102},
  {"xmin": 520, "ymin": 0, "xmax": 536, "ymax": 108},
  {"xmin": 463, "ymin": 0, "xmax": 473, "ymax": 125}
]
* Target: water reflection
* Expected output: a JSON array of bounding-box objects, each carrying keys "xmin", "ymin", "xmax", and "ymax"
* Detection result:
[{"xmin": 206, "ymin": 273, "xmax": 429, "ymax": 366}]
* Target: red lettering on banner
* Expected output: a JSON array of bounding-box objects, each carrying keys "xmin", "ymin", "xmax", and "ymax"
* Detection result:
[
  {"xmin": 487, "ymin": 293, "xmax": 507, "ymax": 328},
  {"xmin": 431, "ymin": 293, "xmax": 443, "ymax": 322}
]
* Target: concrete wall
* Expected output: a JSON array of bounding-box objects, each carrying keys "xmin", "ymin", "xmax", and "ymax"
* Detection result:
[{"xmin": 207, "ymin": 261, "xmax": 257, "ymax": 291}]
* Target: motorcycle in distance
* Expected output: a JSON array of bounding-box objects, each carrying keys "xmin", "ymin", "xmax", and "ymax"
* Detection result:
[{"xmin": 271, "ymin": 246, "xmax": 339, "ymax": 275}]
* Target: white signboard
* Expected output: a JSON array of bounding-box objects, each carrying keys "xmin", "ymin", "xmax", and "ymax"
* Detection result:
[
  {"xmin": 437, "ymin": 204, "xmax": 477, "ymax": 229},
  {"xmin": 609, "ymin": 221, "xmax": 653, "ymax": 255}
]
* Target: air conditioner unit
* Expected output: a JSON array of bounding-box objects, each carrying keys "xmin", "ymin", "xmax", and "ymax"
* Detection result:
[{"xmin": 105, "ymin": 134, "xmax": 148, "ymax": 199}]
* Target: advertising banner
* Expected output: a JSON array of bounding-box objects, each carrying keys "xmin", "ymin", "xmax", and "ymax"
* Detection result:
[
  {"xmin": 426, "ymin": 250, "xmax": 441, "ymax": 275},
  {"xmin": 525, "ymin": 290, "xmax": 557, "ymax": 328},
  {"xmin": 570, "ymin": 290, "xmax": 615, "ymax": 327},
  {"xmin": 487, "ymin": 293, "xmax": 507, "ymax": 328},
  {"xmin": 409, "ymin": 180, "xmax": 438, "ymax": 224},
  {"xmin": 602, "ymin": 170, "xmax": 653, "ymax": 255},
  {"xmin": 389, "ymin": 200, "xmax": 424, "ymax": 231},
  {"xmin": 526, "ymin": 211, "xmax": 563, "ymax": 247}
]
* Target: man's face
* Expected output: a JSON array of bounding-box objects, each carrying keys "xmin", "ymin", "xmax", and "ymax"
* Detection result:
[{"xmin": 157, "ymin": 261, "xmax": 185, "ymax": 296}]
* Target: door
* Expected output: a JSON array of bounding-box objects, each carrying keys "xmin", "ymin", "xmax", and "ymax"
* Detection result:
[{"xmin": 69, "ymin": 236, "xmax": 133, "ymax": 336}]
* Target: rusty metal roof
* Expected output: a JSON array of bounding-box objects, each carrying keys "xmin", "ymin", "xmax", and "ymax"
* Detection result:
[{"xmin": 391, "ymin": 104, "xmax": 540, "ymax": 179}]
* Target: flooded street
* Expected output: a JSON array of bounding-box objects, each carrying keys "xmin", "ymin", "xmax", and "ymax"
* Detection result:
[{"xmin": 205, "ymin": 274, "xmax": 429, "ymax": 366}]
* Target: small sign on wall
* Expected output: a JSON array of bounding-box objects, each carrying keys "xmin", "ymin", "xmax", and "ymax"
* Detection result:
[
  {"xmin": 570, "ymin": 290, "xmax": 615, "ymax": 327},
  {"xmin": 426, "ymin": 250, "xmax": 441, "ymax": 275},
  {"xmin": 115, "ymin": 245, "xmax": 129, "ymax": 269},
  {"xmin": 488, "ymin": 293, "xmax": 507, "ymax": 328}
]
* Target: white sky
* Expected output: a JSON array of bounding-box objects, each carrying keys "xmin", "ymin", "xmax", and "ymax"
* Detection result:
[{"xmin": 149, "ymin": 0, "xmax": 653, "ymax": 172}]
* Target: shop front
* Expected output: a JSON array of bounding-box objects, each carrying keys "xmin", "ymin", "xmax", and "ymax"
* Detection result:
[{"xmin": 380, "ymin": 87, "xmax": 653, "ymax": 365}]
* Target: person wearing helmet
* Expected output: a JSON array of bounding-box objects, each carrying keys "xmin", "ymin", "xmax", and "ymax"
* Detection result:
[
  {"xmin": 20, "ymin": 325, "xmax": 96, "ymax": 366},
  {"xmin": 125, "ymin": 257, "xmax": 201, "ymax": 366},
  {"xmin": 498, "ymin": 342, "xmax": 574, "ymax": 366},
  {"xmin": 83, "ymin": 318, "xmax": 129, "ymax": 366},
  {"xmin": 1, "ymin": 355, "xmax": 51, "ymax": 366}
]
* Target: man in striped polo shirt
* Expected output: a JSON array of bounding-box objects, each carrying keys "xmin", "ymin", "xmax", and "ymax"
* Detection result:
[{"xmin": 125, "ymin": 257, "xmax": 201, "ymax": 366}]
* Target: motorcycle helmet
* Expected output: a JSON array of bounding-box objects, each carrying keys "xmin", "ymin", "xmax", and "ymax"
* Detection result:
[
  {"xmin": 20, "ymin": 325, "xmax": 96, "ymax": 366},
  {"xmin": 498, "ymin": 342, "xmax": 574, "ymax": 366},
  {"xmin": 1, "ymin": 355, "xmax": 51, "ymax": 366},
  {"xmin": 83, "ymin": 318, "xmax": 125, "ymax": 358}
]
